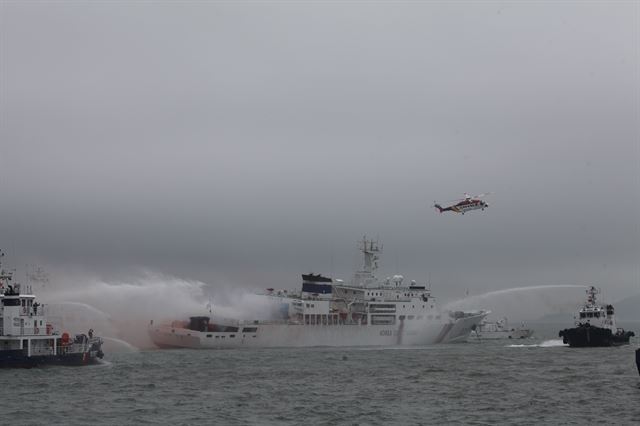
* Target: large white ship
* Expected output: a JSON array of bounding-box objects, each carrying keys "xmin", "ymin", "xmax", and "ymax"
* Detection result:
[{"xmin": 148, "ymin": 238, "xmax": 488, "ymax": 349}]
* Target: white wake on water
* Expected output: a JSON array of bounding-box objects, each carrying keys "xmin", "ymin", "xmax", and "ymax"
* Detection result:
[{"xmin": 507, "ymin": 339, "xmax": 567, "ymax": 348}]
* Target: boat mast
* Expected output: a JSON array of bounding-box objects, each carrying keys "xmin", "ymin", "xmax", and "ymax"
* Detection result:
[{"xmin": 351, "ymin": 236, "xmax": 382, "ymax": 287}]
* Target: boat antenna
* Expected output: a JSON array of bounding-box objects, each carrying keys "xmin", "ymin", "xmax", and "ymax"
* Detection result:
[{"xmin": 395, "ymin": 252, "xmax": 399, "ymax": 274}]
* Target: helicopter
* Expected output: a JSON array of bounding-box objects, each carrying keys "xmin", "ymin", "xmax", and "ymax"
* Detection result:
[{"xmin": 434, "ymin": 193, "xmax": 491, "ymax": 215}]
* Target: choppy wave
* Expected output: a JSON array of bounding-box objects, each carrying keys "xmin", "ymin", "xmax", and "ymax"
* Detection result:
[{"xmin": 6, "ymin": 341, "xmax": 639, "ymax": 425}]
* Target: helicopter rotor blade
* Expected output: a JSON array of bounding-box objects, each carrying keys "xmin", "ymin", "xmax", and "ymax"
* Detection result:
[{"xmin": 474, "ymin": 192, "xmax": 492, "ymax": 198}]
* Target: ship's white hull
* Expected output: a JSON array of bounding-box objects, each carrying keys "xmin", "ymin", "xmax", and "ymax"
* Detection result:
[{"xmin": 149, "ymin": 313, "xmax": 486, "ymax": 349}]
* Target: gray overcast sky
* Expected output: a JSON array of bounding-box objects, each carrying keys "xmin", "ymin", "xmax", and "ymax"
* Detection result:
[{"xmin": 1, "ymin": 1, "xmax": 638, "ymax": 303}]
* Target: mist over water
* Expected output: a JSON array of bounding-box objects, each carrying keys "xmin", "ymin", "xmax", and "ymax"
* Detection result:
[
  {"xmin": 33, "ymin": 269, "xmax": 595, "ymax": 350},
  {"xmin": 37, "ymin": 269, "xmax": 287, "ymax": 349}
]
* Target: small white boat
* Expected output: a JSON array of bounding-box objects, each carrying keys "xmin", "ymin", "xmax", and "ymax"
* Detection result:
[{"xmin": 469, "ymin": 317, "xmax": 533, "ymax": 340}]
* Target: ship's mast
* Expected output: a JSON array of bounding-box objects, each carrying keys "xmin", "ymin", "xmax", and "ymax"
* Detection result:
[
  {"xmin": 351, "ymin": 236, "xmax": 382, "ymax": 287},
  {"xmin": 0, "ymin": 250, "xmax": 13, "ymax": 293},
  {"xmin": 585, "ymin": 285, "xmax": 599, "ymax": 306},
  {"xmin": 359, "ymin": 236, "xmax": 381, "ymax": 274}
]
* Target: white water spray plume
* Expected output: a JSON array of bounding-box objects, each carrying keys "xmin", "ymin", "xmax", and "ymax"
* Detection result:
[
  {"xmin": 39, "ymin": 269, "xmax": 286, "ymax": 350},
  {"xmin": 444, "ymin": 285, "xmax": 589, "ymax": 322}
]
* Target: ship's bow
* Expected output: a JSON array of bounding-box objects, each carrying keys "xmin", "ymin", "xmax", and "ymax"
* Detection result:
[{"xmin": 440, "ymin": 310, "xmax": 489, "ymax": 343}]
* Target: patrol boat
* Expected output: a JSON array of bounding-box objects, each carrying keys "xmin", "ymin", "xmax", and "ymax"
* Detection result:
[
  {"xmin": 558, "ymin": 286, "xmax": 634, "ymax": 347},
  {"xmin": 469, "ymin": 317, "xmax": 534, "ymax": 340},
  {"xmin": 0, "ymin": 253, "xmax": 104, "ymax": 367},
  {"xmin": 148, "ymin": 237, "xmax": 488, "ymax": 349}
]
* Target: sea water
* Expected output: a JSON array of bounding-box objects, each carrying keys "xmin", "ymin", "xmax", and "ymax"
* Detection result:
[{"xmin": 2, "ymin": 323, "xmax": 639, "ymax": 425}]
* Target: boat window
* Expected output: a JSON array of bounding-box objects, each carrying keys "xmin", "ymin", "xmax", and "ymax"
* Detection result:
[
  {"xmin": 242, "ymin": 327, "xmax": 258, "ymax": 333},
  {"xmin": 230, "ymin": 335, "xmax": 235, "ymax": 338},
  {"xmin": 206, "ymin": 334, "xmax": 212, "ymax": 338},
  {"xmin": 408, "ymin": 315, "xmax": 415, "ymax": 320},
  {"xmin": 580, "ymin": 313, "xmax": 586, "ymax": 318},
  {"xmin": 215, "ymin": 336, "xmax": 219, "ymax": 338}
]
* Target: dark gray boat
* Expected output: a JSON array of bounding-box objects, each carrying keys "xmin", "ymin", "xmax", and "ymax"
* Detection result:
[{"xmin": 558, "ymin": 286, "xmax": 634, "ymax": 347}]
